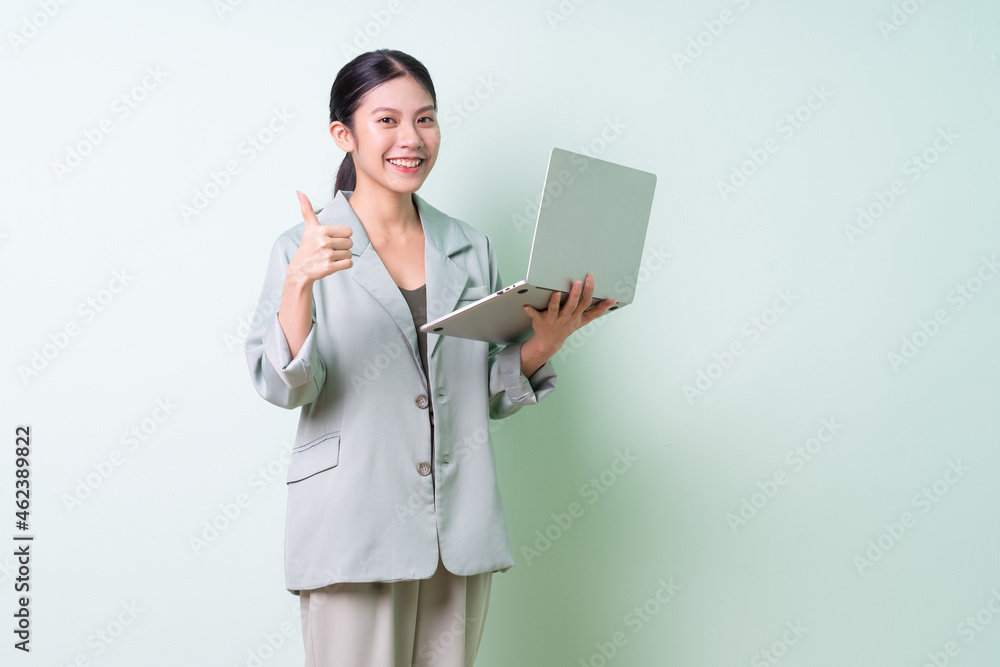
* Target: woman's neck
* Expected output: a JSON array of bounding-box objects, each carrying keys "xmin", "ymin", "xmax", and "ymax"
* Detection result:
[{"xmin": 347, "ymin": 187, "xmax": 421, "ymax": 240}]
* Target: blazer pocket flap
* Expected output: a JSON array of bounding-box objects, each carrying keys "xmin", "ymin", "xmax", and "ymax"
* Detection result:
[
  {"xmin": 459, "ymin": 284, "xmax": 491, "ymax": 303},
  {"xmin": 287, "ymin": 433, "xmax": 341, "ymax": 484}
]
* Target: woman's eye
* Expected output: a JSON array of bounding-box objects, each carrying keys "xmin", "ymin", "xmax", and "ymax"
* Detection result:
[{"xmin": 376, "ymin": 116, "xmax": 435, "ymax": 124}]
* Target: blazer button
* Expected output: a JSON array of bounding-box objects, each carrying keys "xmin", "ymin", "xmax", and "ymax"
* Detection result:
[
  {"xmin": 415, "ymin": 394, "xmax": 429, "ymax": 409},
  {"xmin": 417, "ymin": 461, "xmax": 432, "ymax": 476}
]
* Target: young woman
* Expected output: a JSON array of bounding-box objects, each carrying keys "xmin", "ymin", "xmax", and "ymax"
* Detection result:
[{"xmin": 245, "ymin": 49, "xmax": 616, "ymax": 667}]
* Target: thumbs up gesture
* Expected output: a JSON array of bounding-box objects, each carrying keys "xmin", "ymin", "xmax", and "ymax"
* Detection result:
[{"xmin": 288, "ymin": 190, "xmax": 354, "ymax": 284}]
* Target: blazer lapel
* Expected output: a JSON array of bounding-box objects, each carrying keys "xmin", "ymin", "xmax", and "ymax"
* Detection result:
[
  {"xmin": 415, "ymin": 194, "xmax": 472, "ymax": 359},
  {"xmin": 315, "ymin": 191, "xmax": 473, "ymax": 375},
  {"xmin": 317, "ymin": 191, "xmax": 422, "ymax": 376}
]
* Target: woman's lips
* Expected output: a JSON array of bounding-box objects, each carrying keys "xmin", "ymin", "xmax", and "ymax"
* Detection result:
[{"xmin": 387, "ymin": 157, "xmax": 423, "ymax": 168}]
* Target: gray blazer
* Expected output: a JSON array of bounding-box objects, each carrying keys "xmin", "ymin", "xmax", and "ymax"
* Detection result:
[{"xmin": 245, "ymin": 190, "xmax": 557, "ymax": 594}]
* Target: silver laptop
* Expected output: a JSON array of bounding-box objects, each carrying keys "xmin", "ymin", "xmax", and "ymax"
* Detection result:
[{"xmin": 420, "ymin": 147, "xmax": 657, "ymax": 345}]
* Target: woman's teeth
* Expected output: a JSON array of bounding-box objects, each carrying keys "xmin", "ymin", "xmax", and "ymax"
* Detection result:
[{"xmin": 388, "ymin": 158, "xmax": 422, "ymax": 168}]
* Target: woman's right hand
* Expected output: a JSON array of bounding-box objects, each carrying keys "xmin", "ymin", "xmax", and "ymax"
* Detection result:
[{"xmin": 288, "ymin": 190, "xmax": 353, "ymax": 285}]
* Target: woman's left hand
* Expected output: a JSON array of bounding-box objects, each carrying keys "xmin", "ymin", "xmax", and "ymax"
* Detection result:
[{"xmin": 522, "ymin": 273, "xmax": 617, "ymax": 357}]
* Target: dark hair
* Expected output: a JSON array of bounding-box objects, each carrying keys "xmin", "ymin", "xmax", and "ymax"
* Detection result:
[{"xmin": 329, "ymin": 49, "xmax": 437, "ymax": 197}]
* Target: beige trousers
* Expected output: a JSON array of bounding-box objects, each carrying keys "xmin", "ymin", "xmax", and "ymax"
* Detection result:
[{"xmin": 299, "ymin": 552, "xmax": 493, "ymax": 667}]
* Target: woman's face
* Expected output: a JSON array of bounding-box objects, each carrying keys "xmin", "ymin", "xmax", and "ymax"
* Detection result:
[{"xmin": 332, "ymin": 74, "xmax": 440, "ymax": 198}]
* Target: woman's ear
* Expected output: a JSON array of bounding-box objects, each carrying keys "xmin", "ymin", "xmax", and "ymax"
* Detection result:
[{"xmin": 330, "ymin": 121, "xmax": 354, "ymax": 153}]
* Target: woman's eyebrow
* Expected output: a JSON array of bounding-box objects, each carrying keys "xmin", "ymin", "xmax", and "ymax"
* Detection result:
[{"xmin": 369, "ymin": 105, "xmax": 436, "ymax": 115}]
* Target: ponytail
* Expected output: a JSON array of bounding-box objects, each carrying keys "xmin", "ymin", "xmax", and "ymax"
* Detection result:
[{"xmin": 334, "ymin": 153, "xmax": 356, "ymax": 196}]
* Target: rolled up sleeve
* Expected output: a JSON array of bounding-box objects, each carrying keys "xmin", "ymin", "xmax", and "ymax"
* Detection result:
[
  {"xmin": 245, "ymin": 233, "xmax": 327, "ymax": 409},
  {"xmin": 488, "ymin": 341, "xmax": 557, "ymax": 419},
  {"xmin": 263, "ymin": 313, "xmax": 323, "ymax": 386}
]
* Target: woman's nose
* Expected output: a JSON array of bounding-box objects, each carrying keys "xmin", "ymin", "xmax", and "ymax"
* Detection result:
[{"xmin": 397, "ymin": 122, "xmax": 423, "ymax": 148}]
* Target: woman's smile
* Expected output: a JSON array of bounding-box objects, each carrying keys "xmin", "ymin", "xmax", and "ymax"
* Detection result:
[{"xmin": 386, "ymin": 157, "xmax": 424, "ymax": 171}]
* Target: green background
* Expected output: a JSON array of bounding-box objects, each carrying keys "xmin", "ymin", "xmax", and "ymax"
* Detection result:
[{"xmin": 3, "ymin": 0, "xmax": 998, "ymax": 665}]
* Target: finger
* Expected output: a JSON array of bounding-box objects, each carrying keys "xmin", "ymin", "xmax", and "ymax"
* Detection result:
[
  {"xmin": 328, "ymin": 237, "xmax": 353, "ymax": 252},
  {"xmin": 545, "ymin": 290, "xmax": 561, "ymax": 313},
  {"xmin": 328, "ymin": 248, "xmax": 353, "ymax": 262},
  {"xmin": 562, "ymin": 279, "xmax": 583, "ymax": 314},
  {"xmin": 320, "ymin": 225, "xmax": 353, "ymax": 252},
  {"xmin": 297, "ymin": 190, "xmax": 320, "ymax": 228},
  {"xmin": 323, "ymin": 224, "xmax": 353, "ymax": 239},
  {"xmin": 573, "ymin": 274, "xmax": 596, "ymax": 317},
  {"xmin": 331, "ymin": 257, "xmax": 353, "ymax": 272}
]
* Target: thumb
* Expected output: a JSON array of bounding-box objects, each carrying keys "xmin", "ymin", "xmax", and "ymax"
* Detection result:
[{"xmin": 297, "ymin": 190, "xmax": 320, "ymax": 228}]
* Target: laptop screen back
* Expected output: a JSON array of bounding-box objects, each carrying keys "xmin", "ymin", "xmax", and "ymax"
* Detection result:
[{"xmin": 525, "ymin": 148, "xmax": 657, "ymax": 304}]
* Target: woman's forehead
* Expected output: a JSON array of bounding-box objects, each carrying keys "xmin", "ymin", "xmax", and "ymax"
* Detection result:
[{"xmin": 359, "ymin": 76, "xmax": 434, "ymax": 111}]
